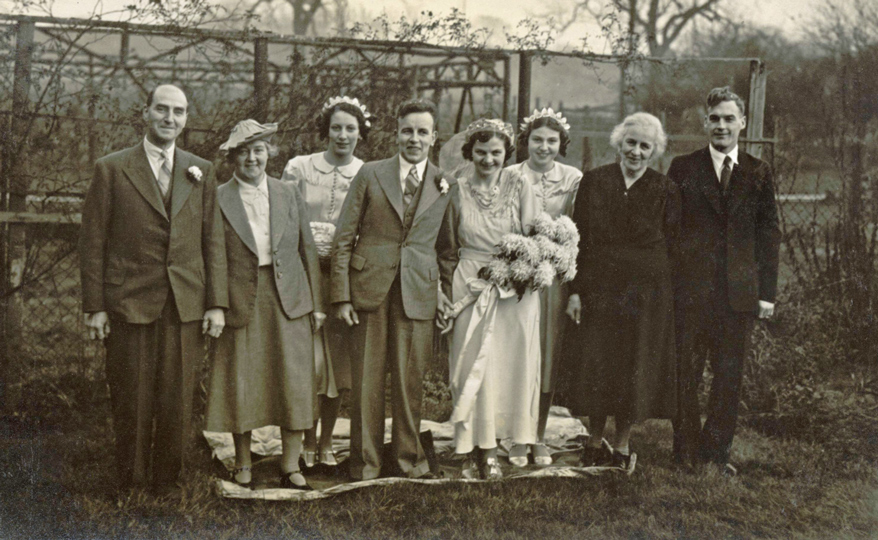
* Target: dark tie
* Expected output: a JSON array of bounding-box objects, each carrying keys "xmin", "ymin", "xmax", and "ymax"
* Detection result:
[
  {"xmin": 403, "ymin": 166, "xmax": 420, "ymax": 209},
  {"xmin": 720, "ymin": 156, "xmax": 732, "ymax": 194}
]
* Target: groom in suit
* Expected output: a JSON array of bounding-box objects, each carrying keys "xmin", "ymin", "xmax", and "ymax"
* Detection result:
[
  {"xmin": 331, "ymin": 99, "xmax": 459, "ymax": 480},
  {"xmin": 79, "ymin": 84, "xmax": 228, "ymax": 491},
  {"xmin": 668, "ymin": 87, "xmax": 780, "ymax": 474}
]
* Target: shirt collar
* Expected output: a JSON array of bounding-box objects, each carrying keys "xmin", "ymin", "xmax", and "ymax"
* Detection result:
[
  {"xmin": 709, "ymin": 144, "xmax": 738, "ymax": 170},
  {"xmin": 234, "ymin": 172, "xmax": 268, "ymax": 196},
  {"xmin": 313, "ymin": 152, "xmax": 364, "ymax": 178},
  {"xmin": 523, "ymin": 161, "xmax": 560, "ymax": 182},
  {"xmin": 399, "ymin": 154, "xmax": 428, "ymax": 182},
  {"xmin": 143, "ymin": 136, "xmax": 175, "ymax": 162}
]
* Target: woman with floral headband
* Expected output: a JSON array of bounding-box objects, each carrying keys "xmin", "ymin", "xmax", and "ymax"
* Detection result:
[
  {"xmin": 447, "ymin": 118, "xmax": 540, "ymax": 479},
  {"xmin": 506, "ymin": 108, "xmax": 582, "ymax": 467},
  {"xmin": 281, "ymin": 96, "xmax": 371, "ymax": 468}
]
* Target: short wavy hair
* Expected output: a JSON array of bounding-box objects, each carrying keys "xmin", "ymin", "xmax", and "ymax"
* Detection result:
[
  {"xmin": 518, "ymin": 116, "xmax": 571, "ymax": 157},
  {"xmin": 706, "ymin": 86, "xmax": 746, "ymax": 117},
  {"xmin": 609, "ymin": 112, "xmax": 667, "ymax": 159},
  {"xmin": 317, "ymin": 102, "xmax": 371, "ymax": 141},
  {"xmin": 461, "ymin": 130, "xmax": 515, "ymax": 162},
  {"xmin": 225, "ymin": 139, "xmax": 279, "ymax": 164},
  {"xmin": 397, "ymin": 99, "xmax": 437, "ymax": 122}
]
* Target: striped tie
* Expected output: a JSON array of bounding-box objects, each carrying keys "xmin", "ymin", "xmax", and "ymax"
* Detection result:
[
  {"xmin": 157, "ymin": 149, "xmax": 172, "ymax": 197},
  {"xmin": 403, "ymin": 166, "xmax": 420, "ymax": 209}
]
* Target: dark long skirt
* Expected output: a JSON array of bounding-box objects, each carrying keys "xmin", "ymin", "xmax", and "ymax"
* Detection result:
[
  {"xmin": 205, "ymin": 266, "xmax": 315, "ymax": 433},
  {"xmin": 561, "ymin": 280, "xmax": 677, "ymax": 422}
]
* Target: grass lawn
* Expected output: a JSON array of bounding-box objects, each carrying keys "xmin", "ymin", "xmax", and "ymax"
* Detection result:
[{"xmin": 1, "ymin": 374, "xmax": 876, "ymax": 540}]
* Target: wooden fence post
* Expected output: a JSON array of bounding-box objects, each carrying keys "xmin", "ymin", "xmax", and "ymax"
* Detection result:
[
  {"xmin": 253, "ymin": 37, "xmax": 270, "ymax": 122},
  {"xmin": 516, "ymin": 52, "xmax": 532, "ymax": 163},
  {"xmin": 745, "ymin": 59, "xmax": 767, "ymax": 159},
  {"xmin": 1, "ymin": 20, "xmax": 35, "ymax": 413}
]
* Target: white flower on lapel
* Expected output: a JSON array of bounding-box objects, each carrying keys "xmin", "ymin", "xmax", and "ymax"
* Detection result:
[
  {"xmin": 437, "ymin": 177, "xmax": 450, "ymax": 195},
  {"xmin": 187, "ymin": 166, "xmax": 203, "ymax": 183}
]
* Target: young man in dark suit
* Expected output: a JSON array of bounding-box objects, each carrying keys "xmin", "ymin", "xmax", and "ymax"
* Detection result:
[
  {"xmin": 79, "ymin": 84, "xmax": 228, "ymax": 492},
  {"xmin": 667, "ymin": 87, "xmax": 781, "ymax": 475},
  {"xmin": 331, "ymin": 99, "xmax": 459, "ymax": 481}
]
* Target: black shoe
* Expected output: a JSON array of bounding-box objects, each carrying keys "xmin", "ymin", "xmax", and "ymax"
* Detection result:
[
  {"xmin": 611, "ymin": 450, "xmax": 634, "ymax": 473},
  {"xmin": 580, "ymin": 440, "xmax": 613, "ymax": 467},
  {"xmin": 279, "ymin": 471, "xmax": 313, "ymax": 491}
]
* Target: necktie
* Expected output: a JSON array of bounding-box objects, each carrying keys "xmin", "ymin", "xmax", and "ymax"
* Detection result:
[
  {"xmin": 403, "ymin": 166, "xmax": 420, "ymax": 209},
  {"xmin": 720, "ymin": 155, "xmax": 732, "ymax": 194},
  {"xmin": 157, "ymin": 149, "xmax": 172, "ymax": 197}
]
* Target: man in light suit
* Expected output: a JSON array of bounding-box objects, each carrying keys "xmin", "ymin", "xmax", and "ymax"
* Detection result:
[
  {"xmin": 668, "ymin": 87, "xmax": 781, "ymax": 474},
  {"xmin": 79, "ymin": 84, "xmax": 228, "ymax": 491},
  {"xmin": 331, "ymin": 99, "xmax": 459, "ymax": 480}
]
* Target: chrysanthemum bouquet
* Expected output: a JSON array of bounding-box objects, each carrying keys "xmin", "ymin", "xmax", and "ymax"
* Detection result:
[
  {"xmin": 310, "ymin": 221, "xmax": 336, "ymax": 262},
  {"xmin": 448, "ymin": 213, "xmax": 579, "ymax": 318}
]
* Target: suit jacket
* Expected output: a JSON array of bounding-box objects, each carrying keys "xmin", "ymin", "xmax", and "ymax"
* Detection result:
[
  {"xmin": 330, "ymin": 156, "xmax": 460, "ymax": 320},
  {"xmin": 79, "ymin": 143, "xmax": 228, "ymax": 324},
  {"xmin": 667, "ymin": 146, "xmax": 780, "ymax": 312},
  {"xmin": 217, "ymin": 176, "xmax": 323, "ymax": 328}
]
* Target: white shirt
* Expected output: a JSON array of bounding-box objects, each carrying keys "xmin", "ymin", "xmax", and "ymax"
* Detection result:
[
  {"xmin": 708, "ymin": 144, "xmax": 774, "ymax": 312},
  {"xmin": 235, "ymin": 173, "xmax": 273, "ymax": 266},
  {"xmin": 143, "ymin": 136, "xmax": 175, "ymax": 182},
  {"xmin": 708, "ymin": 144, "xmax": 738, "ymax": 183},
  {"xmin": 399, "ymin": 155, "xmax": 428, "ymax": 193}
]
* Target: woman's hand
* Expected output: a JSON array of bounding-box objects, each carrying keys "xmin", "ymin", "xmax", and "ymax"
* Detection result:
[
  {"xmin": 312, "ymin": 312, "xmax": 327, "ymax": 333},
  {"xmin": 566, "ymin": 294, "xmax": 582, "ymax": 325}
]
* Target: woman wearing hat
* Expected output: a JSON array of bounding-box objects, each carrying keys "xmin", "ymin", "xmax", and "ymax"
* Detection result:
[
  {"xmin": 205, "ymin": 119, "xmax": 324, "ymax": 490},
  {"xmin": 280, "ymin": 97, "xmax": 370, "ymax": 468}
]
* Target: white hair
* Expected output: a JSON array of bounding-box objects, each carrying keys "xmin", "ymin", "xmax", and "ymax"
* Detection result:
[{"xmin": 609, "ymin": 112, "xmax": 667, "ymax": 159}]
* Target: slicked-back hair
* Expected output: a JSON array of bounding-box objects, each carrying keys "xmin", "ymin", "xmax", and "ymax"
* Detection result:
[
  {"xmin": 518, "ymin": 116, "xmax": 571, "ymax": 157},
  {"xmin": 317, "ymin": 102, "xmax": 371, "ymax": 141},
  {"xmin": 609, "ymin": 112, "xmax": 668, "ymax": 159},
  {"xmin": 461, "ymin": 130, "xmax": 514, "ymax": 162},
  {"xmin": 397, "ymin": 99, "xmax": 437, "ymax": 123},
  {"xmin": 145, "ymin": 84, "xmax": 187, "ymax": 109},
  {"xmin": 706, "ymin": 86, "xmax": 746, "ymax": 118}
]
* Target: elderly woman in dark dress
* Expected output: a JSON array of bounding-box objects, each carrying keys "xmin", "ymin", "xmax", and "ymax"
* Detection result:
[
  {"xmin": 564, "ymin": 112, "xmax": 679, "ymax": 471},
  {"xmin": 205, "ymin": 119, "xmax": 324, "ymax": 490}
]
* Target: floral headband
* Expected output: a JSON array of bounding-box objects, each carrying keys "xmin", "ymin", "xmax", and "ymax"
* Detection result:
[
  {"xmin": 520, "ymin": 108, "xmax": 571, "ymax": 133},
  {"xmin": 465, "ymin": 118, "xmax": 515, "ymax": 143},
  {"xmin": 323, "ymin": 96, "xmax": 372, "ymax": 128}
]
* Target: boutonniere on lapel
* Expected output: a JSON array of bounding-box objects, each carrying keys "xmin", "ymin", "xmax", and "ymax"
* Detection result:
[
  {"xmin": 187, "ymin": 166, "xmax": 203, "ymax": 183},
  {"xmin": 435, "ymin": 173, "xmax": 450, "ymax": 195}
]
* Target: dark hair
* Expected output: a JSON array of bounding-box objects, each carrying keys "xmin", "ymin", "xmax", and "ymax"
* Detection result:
[
  {"xmin": 317, "ymin": 102, "xmax": 371, "ymax": 141},
  {"xmin": 706, "ymin": 86, "xmax": 746, "ymax": 117},
  {"xmin": 396, "ymin": 99, "xmax": 437, "ymax": 122},
  {"xmin": 145, "ymin": 84, "xmax": 186, "ymax": 108},
  {"xmin": 518, "ymin": 116, "xmax": 571, "ymax": 157},
  {"xmin": 461, "ymin": 130, "xmax": 514, "ymax": 162}
]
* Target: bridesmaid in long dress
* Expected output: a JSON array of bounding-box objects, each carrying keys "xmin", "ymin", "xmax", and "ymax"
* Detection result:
[
  {"xmin": 205, "ymin": 119, "xmax": 324, "ymax": 490},
  {"xmin": 506, "ymin": 108, "xmax": 582, "ymax": 466},
  {"xmin": 448, "ymin": 119, "xmax": 540, "ymax": 479},
  {"xmin": 281, "ymin": 96, "xmax": 370, "ymax": 467}
]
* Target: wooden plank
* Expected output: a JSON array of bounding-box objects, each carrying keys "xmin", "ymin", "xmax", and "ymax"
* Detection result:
[
  {"xmin": 516, "ymin": 52, "xmax": 532, "ymax": 163},
  {"xmin": 746, "ymin": 59, "xmax": 768, "ymax": 159},
  {"xmin": 0, "ymin": 211, "xmax": 82, "ymax": 224}
]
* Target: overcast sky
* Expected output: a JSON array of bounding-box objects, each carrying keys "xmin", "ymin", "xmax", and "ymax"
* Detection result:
[{"xmin": 37, "ymin": 0, "xmax": 817, "ymax": 48}]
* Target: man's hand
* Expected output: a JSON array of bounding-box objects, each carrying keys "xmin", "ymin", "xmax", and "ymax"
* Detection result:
[
  {"xmin": 336, "ymin": 302, "xmax": 359, "ymax": 327},
  {"xmin": 436, "ymin": 289, "xmax": 455, "ymax": 334},
  {"xmin": 84, "ymin": 311, "xmax": 110, "ymax": 341},
  {"xmin": 758, "ymin": 300, "xmax": 775, "ymax": 320},
  {"xmin": 566, "ymin": 294, "xmax": 582, "ymax": 325},
  {"xmin": 202, "ymin": 308, "xmax": 225, "ymax": 338},
  {"xmin": 312, "ymin": 311, "xmax": 327, "ymax": 333}
]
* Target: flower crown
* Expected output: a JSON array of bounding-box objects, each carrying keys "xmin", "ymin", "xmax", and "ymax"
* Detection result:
[
  {"xmin": 323, "ymin": 96, "xmax": 372, "ymax": 128},
  {"xmin": 520, "ymin": 108, "xmax": 571, "ymax": 133},
  {"xmin": 465, "ymin": 118, "xmax": 515, "ymax": 143}
]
